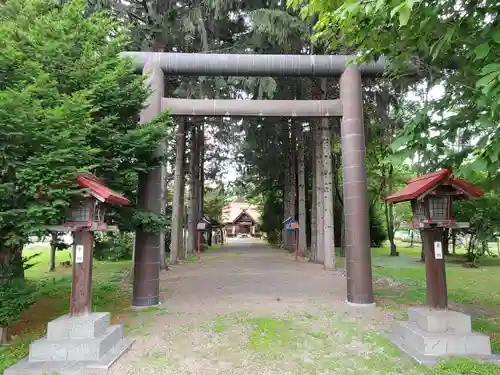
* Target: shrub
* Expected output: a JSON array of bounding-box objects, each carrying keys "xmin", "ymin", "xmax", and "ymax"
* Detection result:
[
  {"xmin": 93, "ymin": 232, "xmax": 133, "ymax": 261},
  {"xmin": 369, "ymin": 205, "xmax": 387, "ymax": 247},
  {"xmin": 0, "ymin": 260, "xmax": 38, "ymax": 342},
  {"xmin": 0, "ymin": 278, "xmax": 37, "ymax": 330}
]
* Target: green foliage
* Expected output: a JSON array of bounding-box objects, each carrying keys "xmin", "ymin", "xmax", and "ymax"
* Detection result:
[
  {"xmin": 0, "ymin": 0, "xmax": 172, "ymax": 269},
  {"xmin": 370, "ymin": 205, "xmax": 387, "ymax": 247},
  {"xmin": 0, "ymin": 251, "xmax": 130, "ymax": 370},
  {"xmin": 454, "ymin": 195, "xmax": 500, "ymax": 260},
  {"xmin": 203, "ymin": 187, "xmax": 230, "ymax": 223},
  {"xmin": 433, "ymin": 358, "xmax": 500, "ymax": 375},
  {"xmin": 248, "ymin": 9, "xmax": 311, "ymax": 52},
  {"xmin": 93, "ymin": 232, "xmax": 134, "ymax": 261},
  {"xmin": 293, "ymin": 0, "xmax": 500, "ymax": 179},
  {"xmin": 259, "ymin": 190, "xmax": 284, "ymax": 245},
  {"xmin": 0, "ymin": 277, "xmax": 37, "ymax": 328},
  {"xmin": 0, "ymin": 251, "xmax": 40, "ymax": 328}
]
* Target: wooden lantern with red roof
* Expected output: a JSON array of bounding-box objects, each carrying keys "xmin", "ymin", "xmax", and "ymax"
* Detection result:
[
  {"xmin": 386, "ymin": 169, "xmax": 483, "ymax": 229},
  {"xmin": 46, "ymin": 173, "xmax": 129, "ymax": 232},
  {"xmin": 45, "ymin": 173, "xmax": 129, "ymax": 316},
  {"xmin": 386, "ymin": 169, "xmax": 482, "ymax": 309}
]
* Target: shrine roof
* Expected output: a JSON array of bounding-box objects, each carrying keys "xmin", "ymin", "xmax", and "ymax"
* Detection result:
[
  {"xmin": 75, "ymin": 173, "xmax": 129, "ymax": 205},
  {"xmin": 386, "ymin": 169, "xmax": 483, "ymax": 204},
  {"xmin": 222, "ymin": 202, "xmax": 260, "ymax": 223}
]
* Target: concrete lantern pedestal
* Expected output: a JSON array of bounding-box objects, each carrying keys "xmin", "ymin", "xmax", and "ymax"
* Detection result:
[
  {"xmin": 387, "ymin": 307, "xmax": 499, "ymax": 365},
  {"xmin": 4, "ymin": 312, "xmax": 134, "ymax": 375}
]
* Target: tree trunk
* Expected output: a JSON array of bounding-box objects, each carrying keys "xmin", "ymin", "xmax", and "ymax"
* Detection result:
[
  {"xmin": 467, "ymin": 235, "xmax": 475, "ymax": 261},
  {"xmin": 289, "ymin": 121, "xmax": 298, "ymax": 251},
  {"xmin": 452, "ymin": 230, "xmax": 456, "ymax": 254},
  {"xmin": 283, "ymin": 122, "xmax": 291, "ymax": 250},
  {"xmin": 333, "ymin": 161, "xmax": 345, "ymax": 257},
  {"xmin": 198, "ymin": 124, "xmax": 207, "ymax": 252},
  {"xmin": 129, "ymin": 232, "xmax": 136, "ymax": 282},
  {"xmin": 49, "ymin": 232, "xmax": 57, "ymax": 272},
  {"xmin": 169, "ymin": 118, "xmax": 186, "ymax": 264},
  {"xmin": 320, "ymin": 118, "xmax": 335, "ymax": 269},
  {"xmin": 0, "ymin": 326, "xmax": 7, "ymax": 344},
  {"xmin": 443, "ymin": 228, "xmax": 450, "ymax": 255},
  {"xmin": 297, "ymin": 123, "xmax": 307, "ymax": 256},
  {"xmin": 0, "ymin": 242, "xmax": 24, "ymax": 279},
  {"xmin": 315, "ymin": 120, "xmax": 325, "ymax": 264},
  {"xmin": 420, "ymin": 233, "xmax": 425, "ymax": 262},
  {"xmin": 410, "ymin": 231, "xmax": 414, "ymax": 247},
  {"xmin": 159, "ymin": 138, "xmax": 168, "ymax": 271},
  {"xmin": 290, "ymin": 122, "xmax": 297, "ymax": 220},
  {"xmin": 383, "ymin": 164, "xmax": 398, "ymax": 256},
  {"xmin": 481, "ymin": 239, "xmax": 488, "ymax": 256},
  {"xmin": 193, "ymin": 123, "xmax": 201, "ymax": 256},
  {"xmin": 310, "ymin": 129, "xmax": 317, "ymax": 259},
  {"xmin": 179, "ymin": 179, "xmax": 187, "ymax": 260},
  {"xmin": 187, "ymin": 123, "xmax": 199, "ymax": 258},
  {"xmin": 198, "ymin": 123, "xmax": 205, "ymax": 219},
  {"xmin": 340, "ymin": 214, "xmax": 346, "ymax": 257},
  {"xmin": 321, "ymin": 78, "xmax": 335, "ymax": 271},
  {"xmin": 384, "ymin": 201, "xmax": 398, "ymax": 256}
]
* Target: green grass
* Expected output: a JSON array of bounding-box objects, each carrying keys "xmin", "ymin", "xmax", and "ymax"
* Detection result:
[
  {"xmin": 0, "ymin": 247, "xmax": 132, "ymax": 374},
  {"xmin": 207, "ymin": 243, "xmax": 223, "ymax": 251},
  {"xmin": 196, "ymin": 312, "xmax": 424, "ymax": 374},
  {"xmin": 370, "ymin": 241, "xmax": 500, "ymax": 361},
  {"xmin": 23, "ymin": 246, "xmax": 73, "ymax": 280},
  {"xmin": 5, "ymin": 241, "xmax": 500, "ymax": 374},
  {"xmin": 200, "ymin": 312, "xmax": 500, "ymax": 374}
]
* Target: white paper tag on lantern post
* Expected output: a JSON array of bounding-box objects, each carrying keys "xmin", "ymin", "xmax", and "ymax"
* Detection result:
[
  {"xmin": 434, "ymin": 241, "xmax": 443, "ymax": 259},
  {"xmin": 75, "ymin": 245, "xmax": 84, "ymax": 264}
]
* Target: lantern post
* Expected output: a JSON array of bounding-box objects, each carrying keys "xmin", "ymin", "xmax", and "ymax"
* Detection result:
[
  {"xmin": 385, "ymin": 169, "xmax": 495, "ymax": 364},
  {"xmin": 5, "ymin": 173, "xmax": 134, "ymax": 375},
  {"xmin": 71, "ymin": 230, "xmax": 95, "ymax": 316},
  {"xmin": 196, "ymin": 217, "xmax": 211, "ymax": 261},
  {"xmin": 386, "ymin": 169, "xmax": 484, "ymax": 310},
  {"xmin": 58, "ymin": 175, "xmax": 129, "ymax": 315},
  {"xmin": 283, "ymin": 217, "xmax": 299, "ymax": 260}
]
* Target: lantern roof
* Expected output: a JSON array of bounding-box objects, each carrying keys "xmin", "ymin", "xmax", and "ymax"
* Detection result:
[
  {"xmin": 75, "ymin": 173, "xmax": 129, "ymax": 206},
  {"xmin": 386, "ymin": 169, "xmax": 483, "ymax": 204}
]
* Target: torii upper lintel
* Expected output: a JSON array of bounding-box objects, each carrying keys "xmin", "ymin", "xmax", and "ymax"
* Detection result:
[{"xmin": 120, "ymin": 52, "xmax": 389, "ymax": 77}]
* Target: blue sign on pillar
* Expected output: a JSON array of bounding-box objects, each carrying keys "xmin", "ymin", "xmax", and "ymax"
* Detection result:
[{"xmin": 283, "ymin": 216, "xmax": 298, "ymax": 232}]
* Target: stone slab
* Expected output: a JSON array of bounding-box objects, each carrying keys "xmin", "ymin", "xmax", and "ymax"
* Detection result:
[
  {"xmin": 393, "ymin": 321, "xmax": 491, "ymax": 356},
  {"xmin": 47, "ymin": 313, "xmax": 110, "ymax": 340},
  {"xmin": 30, "ymin": 325, "xmax": 123, "ymax": 362},
  {"xmin": 387, "ymin": 331, "xmax": 500, "ymax": 366},
  {"xmin": 407, "ymin": 307, "xmax": 471, "ymax": 334},
  {"xmin": 4, "ymin": 337, "xmax": 135, "ymax": 375}
]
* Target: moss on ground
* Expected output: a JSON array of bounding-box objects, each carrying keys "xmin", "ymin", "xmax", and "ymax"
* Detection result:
[{"xmin": 194, "ymin": 311, "xmax": 500, "ymax": 375}]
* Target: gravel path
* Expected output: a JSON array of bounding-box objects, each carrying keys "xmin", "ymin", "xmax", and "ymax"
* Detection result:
[{"xmin": 106, "ymin": 239, "xmax": 422, "ymax": 375}]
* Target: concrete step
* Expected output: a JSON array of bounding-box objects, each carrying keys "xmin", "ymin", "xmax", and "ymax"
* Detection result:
[
  {"xmin": 4, "ymin": 336, "xmax": 134, "ymax": 375},
  {"xmin": 407, "ymin": 307, "xmax": 472, "ymax": 334},
  {"xmin": 47, "ymin": 312, "xmax": 110, "ymax": 340},
  {"xmin": 29, "ymin": 324, "xmax": 124, "ymax": 362},
  {"xmin": 393, "ymin": 320, "xmax": 491, "ymax": 357}
]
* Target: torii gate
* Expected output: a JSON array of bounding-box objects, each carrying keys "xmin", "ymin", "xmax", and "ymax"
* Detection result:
[{"xmin": 121, "ymin": 51, "xmax": 387, "ymax": 308}]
